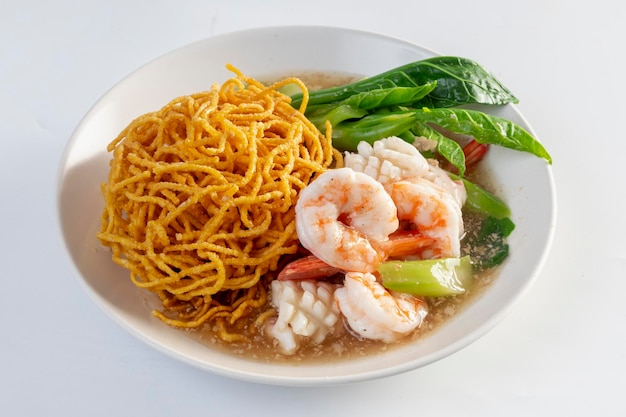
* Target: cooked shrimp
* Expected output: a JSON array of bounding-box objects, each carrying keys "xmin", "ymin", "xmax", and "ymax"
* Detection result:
[
  {"xmin": 334, "ymin": 271, "xmax": 428, "ymax": 343},
  {"xmin": 277, "ymin": 232, "xmax": 436, "ymax": 281},
  {"xmin": 295, "ymin": 167, "xmax": 399, "ymax": 273},
  {"xmin": 390, "ymin": 178, "xmax": 464, "ymax": 258}
]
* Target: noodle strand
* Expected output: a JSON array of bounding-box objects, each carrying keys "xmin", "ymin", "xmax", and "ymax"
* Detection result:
[{"xmin": 98, "ymin": 66, "xmax": 337, "ymax": 339}]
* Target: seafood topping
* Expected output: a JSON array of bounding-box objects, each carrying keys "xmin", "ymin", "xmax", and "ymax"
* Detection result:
[{"xmin": 268, "ymin": 136, "xmax": 469, "ymax": 354}]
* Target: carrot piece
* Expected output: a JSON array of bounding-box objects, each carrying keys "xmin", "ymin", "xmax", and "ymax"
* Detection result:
[{"xmin": 463, "ymin": 139, "xmax": 489, "ymax": 167}]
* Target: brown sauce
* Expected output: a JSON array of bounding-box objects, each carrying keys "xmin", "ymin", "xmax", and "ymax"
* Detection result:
[{"xmin": 184, "ymin": 71, "xmax": 506, "ymax": 363}]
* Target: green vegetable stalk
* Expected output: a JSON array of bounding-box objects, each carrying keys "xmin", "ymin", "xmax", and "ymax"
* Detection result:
[
  {"xmin": 330, "ymin": 112, "xmax": 420, "ymax": 151},
  {"xmin": 448, "ymin": 173, "xmax": 511, "ymax": 219},
  {"xmin": 378, "ymin": 256, "xmax": 474, "ymax": 297}
]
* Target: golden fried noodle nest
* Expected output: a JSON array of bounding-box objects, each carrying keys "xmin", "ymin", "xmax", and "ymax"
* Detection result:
[{"xmin": 97, "ymin": 65, "xmax": 338, "ymax": 342}]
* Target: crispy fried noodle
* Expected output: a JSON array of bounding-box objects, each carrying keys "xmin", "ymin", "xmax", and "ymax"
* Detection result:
[{"xmin": 97, "ymin": 65, "xmax": 338, "ymax": 342}]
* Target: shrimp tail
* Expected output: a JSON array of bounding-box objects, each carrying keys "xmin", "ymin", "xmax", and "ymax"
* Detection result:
[
  {"xmin": 277, "ymin": 256, "xmax": 342, "ymax": 281},
  {"xmin": 278, "ymin": 232, "xmax": 436, "ymax": 281},
  {"xmin": 381, "ymin": 230, "xmax": 436, "ymax": 259}
]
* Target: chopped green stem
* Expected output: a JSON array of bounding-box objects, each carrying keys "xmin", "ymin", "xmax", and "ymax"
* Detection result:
[
  {"xmin": 331, "ymin": 112, "xmax": 419, "ymax": 152},
  {"xmin": 379, "ymin": 256, "xmax": 474, "ymax": 297}
]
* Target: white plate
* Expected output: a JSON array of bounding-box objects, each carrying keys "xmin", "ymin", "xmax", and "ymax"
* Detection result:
[{"xmin": 57, "ymin": 26, "xmax": 556, "ymax": 386}]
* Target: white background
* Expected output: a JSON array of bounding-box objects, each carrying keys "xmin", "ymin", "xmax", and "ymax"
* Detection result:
[{"xmin": 2, "ymin": 0, "xmax": 624, "ymax": 415}]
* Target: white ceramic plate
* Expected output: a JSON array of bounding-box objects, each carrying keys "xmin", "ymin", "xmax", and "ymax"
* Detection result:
[{"xmin": 57, "ymin": 26, "xmax": 556, "ymax": 386}]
